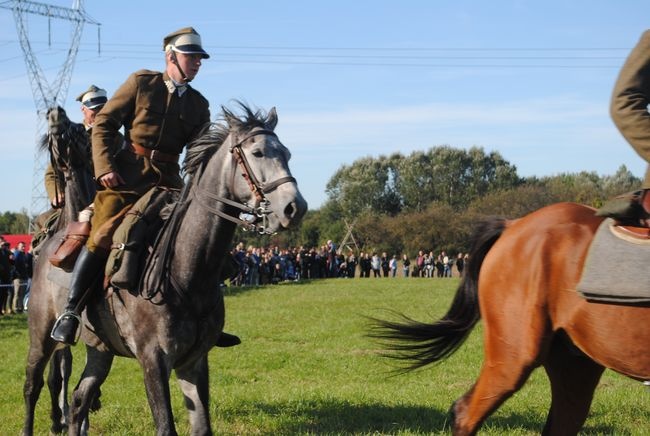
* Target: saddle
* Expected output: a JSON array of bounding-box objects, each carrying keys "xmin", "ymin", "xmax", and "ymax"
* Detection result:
[
  {"xmin": 104, "ymin": 187, "xmax": 178, "ymax": 291},
  {"xmin": 577, "ymin": 218, "xmax": 650, "ymax": 304}
]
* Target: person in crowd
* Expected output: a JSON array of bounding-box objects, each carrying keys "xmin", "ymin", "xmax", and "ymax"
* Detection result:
[
  {"xmin": 424, "ymin": 251, "xmax": 434, "ymax": 277},
  {"xmin": 326, "ymin": 240, "xmax": 338, "ymax": 277},
  {"xmin": 380, "ymin": 252, "xmax": 390, "ymax": 277},
  {"xmin": 0, "ymin": 238, "xmax": 12, "ymax": 315},
  {"xmin": 50, "ymin": 27, "xmax": 239, "ymax": 348},
  {"xmin": 346, "ymin": 251, "xmax": 357, "ymax": 278},
  {"xmin": 415, "ymin": 250, "xmax": 425, "ymax": 277},
  {"xmin": 11, "ymin": 241, "xmax": 29, "ymax": 313},
  {"xmin": 402, "ymin": 254, "xmax": 410, "ymax": 277},
  {"xmin": 23, "ymin": 243, "xmax": 34, "ymax": 310},
  {"xmin": 435, "ymin": 254, "xmax": 445, "ymax": 277},
  {"xmin": 456, "ymin": 252, "xmax": 465, "ymax": 276},
  {"xmin": 361, "ymin": 252, "xmax": 372, "ymax": 277},
  {"xmin": 389, "ymin": 254, "xmax": 398, "ymax": 278},
  {"xmin": 371, "ymin": 252, "xmax": 381, "ymax": 277},
  {"xmin": 442, "ymin": 251, "xmax": 452, "ymax": 277}
]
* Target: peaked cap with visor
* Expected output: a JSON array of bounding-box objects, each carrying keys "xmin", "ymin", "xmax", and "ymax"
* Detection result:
[
  {"xmin": 76, "ymin": 85, "xmax": 107, "ymax": 110},
  {"xmin": 163, "ymin": 27, "xmax": 210, "ymax": 59}
]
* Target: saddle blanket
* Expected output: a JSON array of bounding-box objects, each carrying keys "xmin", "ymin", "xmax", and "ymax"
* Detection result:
[
  {"xmin": 47, "ymin": 266, "xmax": 72, "ymax": 290},
  {"xmin": 577, "ymin": 218, "xmax": 650, "ymax": 304}
]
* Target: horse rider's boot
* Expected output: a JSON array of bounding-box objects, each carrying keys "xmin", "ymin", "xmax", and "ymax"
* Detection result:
[
  {"xmin": 215, "ymin": 332, "xmax": 241, "ymax": 347},
  {"xmin": 51, "ymin": 247, "xmax": 104, "ymax": 345}
]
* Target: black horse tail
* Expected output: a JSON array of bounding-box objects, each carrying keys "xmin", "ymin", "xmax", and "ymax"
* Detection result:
[{"xmin": 369, "ymin": 217, "xmax": 507, "ymax": 371}]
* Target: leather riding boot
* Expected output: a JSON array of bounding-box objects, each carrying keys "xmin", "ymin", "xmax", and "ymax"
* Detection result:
[
  {"xmin": 215, "ymin": 332, "xmax": 241, "ymax": 348},
  {"xmin": 50, "ymin": 247, "xmax": 104, "ymax": 345}
]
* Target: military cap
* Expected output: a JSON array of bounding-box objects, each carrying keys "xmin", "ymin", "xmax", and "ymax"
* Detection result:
[
  {"xmin": 163, "ymin": 27, "xmax": 210, "ymax": 59},
  {"xmin": 76, "ymin": 85, "xmax": 107, "ymax": 110}
]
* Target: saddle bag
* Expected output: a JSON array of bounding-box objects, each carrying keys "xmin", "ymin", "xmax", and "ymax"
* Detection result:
[
  {"xmin": 105, "ymin": 187, "xmax": 176, "ymax": 290},
  {"xmin": 48, "ymin": 220, "xmax": 91, "ymax": 272}
]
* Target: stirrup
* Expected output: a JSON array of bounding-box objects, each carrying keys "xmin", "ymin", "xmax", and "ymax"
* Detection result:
[{"xmin": 50, "ymin": 311, "xmax": 82, "ymax": 345}]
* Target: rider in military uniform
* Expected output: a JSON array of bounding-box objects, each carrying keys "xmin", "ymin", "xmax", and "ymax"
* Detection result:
[
  {"xmin": 33, "ymin": 86, "xmax": 108, "ymax": 246},
  {"xmin": 44, "ymin": 85, "xmax": 108, "ymax": 207},
  {"xmin": 51, "ymin": 27, "xmax": 240, "ymax": 348},
  {"xmin": 610, "ymin": 30, "xmax": 650, "ymax": 220}
]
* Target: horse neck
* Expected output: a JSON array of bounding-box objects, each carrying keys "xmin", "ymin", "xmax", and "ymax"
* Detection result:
[
  {"xmin": 60, "ymin": 167, "xmax": 96, "ymax": 226},
  {"xmin": 171, "ymin": 147, "xmax": 239, "ymax": 293}
]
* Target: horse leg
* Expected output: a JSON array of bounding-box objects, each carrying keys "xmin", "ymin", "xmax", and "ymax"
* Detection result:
[
  {"xmin": 451, "ymin": 312, "xmax": 549, "ymax": 435},
  {"xmin": 140, "ymin": 350, "xmax": 177, "ymax": 436},
  {"xmin": 175, "ymin": 355, "xmax": 212, "ymax": 436},
  {"xmin": 542, "ymin": 333, "xmax": 605, "ymax": 436},
  {"xmin": 47, "ymin": 347, "xmax": 73, "ymax": 434},
  {"xmin": 22, "ymin": 338, "xmax": 57, "ymax": 436},
  {"xmin": 68, "ymin": 346, "xmax": 114, "ymax": 436}
]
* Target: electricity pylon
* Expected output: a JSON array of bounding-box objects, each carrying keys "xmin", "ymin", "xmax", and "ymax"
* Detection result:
[{"xmin": 0, "ymin": 0, "xmax": 99, "ymax": 220}]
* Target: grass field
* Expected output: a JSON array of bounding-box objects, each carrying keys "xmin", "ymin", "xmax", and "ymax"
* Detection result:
[{"xmin": 2, "ymin": 278, "xmax": 648, "ymax": 435}]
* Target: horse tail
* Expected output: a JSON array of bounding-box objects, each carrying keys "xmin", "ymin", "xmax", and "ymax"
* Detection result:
[{"xmin": 369, "ymin": 217, "xmax": 507, "ymax": 371}]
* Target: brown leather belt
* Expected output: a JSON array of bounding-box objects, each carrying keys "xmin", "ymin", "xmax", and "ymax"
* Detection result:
[{"xmin": 127, "ymin": 142, "xmax": 179, "ymax": 163}]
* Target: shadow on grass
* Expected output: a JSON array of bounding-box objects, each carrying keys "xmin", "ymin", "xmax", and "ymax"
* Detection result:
[{"xmin": 221, "ymin": 398, "xmax": 622, "ymax": 435}]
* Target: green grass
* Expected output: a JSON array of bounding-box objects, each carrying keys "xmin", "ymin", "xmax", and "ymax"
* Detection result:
[{"xmin": 2, "ymin": 278, "xmax": 649, "ymax": 435}]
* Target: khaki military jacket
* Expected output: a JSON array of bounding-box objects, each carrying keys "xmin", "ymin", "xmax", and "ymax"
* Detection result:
[
  {"xmin": 610, "ymin": 30, "xmax": 650, "ymax": 187},
  {"xmin": 91, "ymin": 69, "xmax": 210, "ymax": 189},
  {"xmin": 44, "ymin": 163, "xmax": 65, "ymax": 206}
]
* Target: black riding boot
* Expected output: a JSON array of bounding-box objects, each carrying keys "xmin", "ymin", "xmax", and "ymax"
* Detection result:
[
  {"xmin": 50, "ymin": 248, "xmax": 104, "ymax": 345},
  {"xmin": 215, "ymin": 332, "xmax": 241, "ymax": 347}
]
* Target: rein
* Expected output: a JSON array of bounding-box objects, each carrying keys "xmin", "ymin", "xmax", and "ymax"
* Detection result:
[{"xmin": 193, "ymin": 129, "xmax": 296, "ymax": 234}]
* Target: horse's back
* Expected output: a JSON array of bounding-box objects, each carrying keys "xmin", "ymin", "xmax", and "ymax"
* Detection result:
[{"xmin": 479, "ymin": 201, "xmax": 649, "ymax": 379}]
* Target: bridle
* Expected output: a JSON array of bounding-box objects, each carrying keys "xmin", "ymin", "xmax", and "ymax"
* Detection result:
[{"xmin": 193, "ymin": 128, "xmax": 296, "ymax": 234}]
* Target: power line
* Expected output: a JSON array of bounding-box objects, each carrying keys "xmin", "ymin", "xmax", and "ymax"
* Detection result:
[{"xmin": 0, "ymin": 38, "xmax": 633, "ymax": 52}]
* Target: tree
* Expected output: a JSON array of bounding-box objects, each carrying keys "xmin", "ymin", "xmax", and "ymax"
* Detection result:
[
  {"xmin": 325, "ymin": 155, "xmax": 401, "ymax": 218},
  {"xmin": 0, "ymin": 209, "xmax": 30, "ymax": 234},
  {"xmin": 325, "ymin": 146, "xmax": 523, "ymax": 219}
]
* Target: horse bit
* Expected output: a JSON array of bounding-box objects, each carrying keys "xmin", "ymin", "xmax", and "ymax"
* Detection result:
[{"xmin": 193, "ymin": 129, "xmax": 296, "ymax": 234}]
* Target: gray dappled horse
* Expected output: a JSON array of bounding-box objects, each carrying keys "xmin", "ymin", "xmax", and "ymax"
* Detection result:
[
  {"xmin": 62, "ymin": 103, "xmax": 306, "ymax": 435},
  {"xmin": 23, "ymin": 106, "xmax": 96, "ymax": 435}
]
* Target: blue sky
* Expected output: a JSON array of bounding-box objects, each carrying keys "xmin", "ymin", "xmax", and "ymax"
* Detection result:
[{"xmin": 1, "ymin": 1, "xmax": 649, "ymax": 214}]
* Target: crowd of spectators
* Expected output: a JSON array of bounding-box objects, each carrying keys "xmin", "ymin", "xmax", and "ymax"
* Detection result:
[
  {"xmin": 0, "ymin": 236, "xmax": 33, "ymax": 315},
  {"xmin": 0, "ymin": 233, "xmax": 466, "ymax": 298},
  {"xmin": 227, "ymin": 240, "xmax": 469, "ymax": 287}
]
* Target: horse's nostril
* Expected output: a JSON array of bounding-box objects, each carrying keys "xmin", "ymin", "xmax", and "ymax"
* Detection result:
[{"xmin": 284, "ymin": 202, "xmax": 296, "ymax": 219}]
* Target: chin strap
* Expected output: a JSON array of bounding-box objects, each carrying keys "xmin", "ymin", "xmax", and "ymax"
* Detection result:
[{"xmin": 170, "ymin": 50, "xmax": 191, "ymax": 83}]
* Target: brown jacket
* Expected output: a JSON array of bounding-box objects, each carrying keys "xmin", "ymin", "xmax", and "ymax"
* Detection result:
[
  {"xmin": 91, "ymin": 69, "xmax": 210, "ymax": 188},
  {"xmin": 85, "ymin": 69, "xmax": 210, "ymax": 253},
  {"xmin": 610, "ymin": 30, "xmax": 650, "ymax": 187},
  {"xmin": 44, "ymin": 163, "xmax": 65, "ymax": 206}
]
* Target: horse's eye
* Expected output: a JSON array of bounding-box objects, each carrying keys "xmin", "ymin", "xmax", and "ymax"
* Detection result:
[{"xmin": 252, "ymin": 150, "xmax": 264, "ymax": 158}]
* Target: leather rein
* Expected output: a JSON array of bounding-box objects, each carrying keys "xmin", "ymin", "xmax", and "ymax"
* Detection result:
[{"xmin": 192, "ymin": 129, "xmax": 296, "ymax": 234}]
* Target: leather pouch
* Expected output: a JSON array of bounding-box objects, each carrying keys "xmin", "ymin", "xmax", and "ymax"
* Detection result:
[{"xmin": 49, "ymin": 221, "xmax": 91, "ymax": 272}]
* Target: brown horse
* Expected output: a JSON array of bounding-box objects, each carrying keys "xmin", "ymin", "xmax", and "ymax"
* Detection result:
[{"xmin": 371, "ymin": 202, "xmax": 649, "ymax": 435}]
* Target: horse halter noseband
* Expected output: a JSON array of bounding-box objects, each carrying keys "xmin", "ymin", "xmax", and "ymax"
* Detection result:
[{"xmin": 194, "ymin": 128, "xmax": 296, "ymax": 234}]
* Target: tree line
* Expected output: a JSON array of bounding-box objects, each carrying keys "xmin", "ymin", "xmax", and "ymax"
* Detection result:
[
  {"xmin": 239, "ymin": 146, "xmax": 641, "ymax": 256},
  {"xmin": 1, "ymin": 146, "xmax": 641, "ymax": 257}
]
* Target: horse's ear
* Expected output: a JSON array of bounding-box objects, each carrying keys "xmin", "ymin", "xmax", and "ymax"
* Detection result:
[
  {"xmin": 224, "ymin": 110, "xmax": 241, "ymax": 131},
  {"xmin": 267, "ymin": 107, "xmax": 278, "ymax": 130}
]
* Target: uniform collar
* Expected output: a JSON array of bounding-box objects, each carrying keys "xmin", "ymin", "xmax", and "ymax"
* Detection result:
[{"xmin": 163, "ymin": 72, "xmax": 188, "ymax": 97}]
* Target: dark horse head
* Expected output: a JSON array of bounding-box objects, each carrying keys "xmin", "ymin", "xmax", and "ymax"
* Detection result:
[{"xmin": 40, "ymin": 106, "xmax": 95, "ymax": 227}]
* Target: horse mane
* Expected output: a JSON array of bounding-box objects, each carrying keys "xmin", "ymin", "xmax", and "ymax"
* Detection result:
[{"xmin": 182, "ymin": 101, "xmax": 273, "ymax": 178}]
